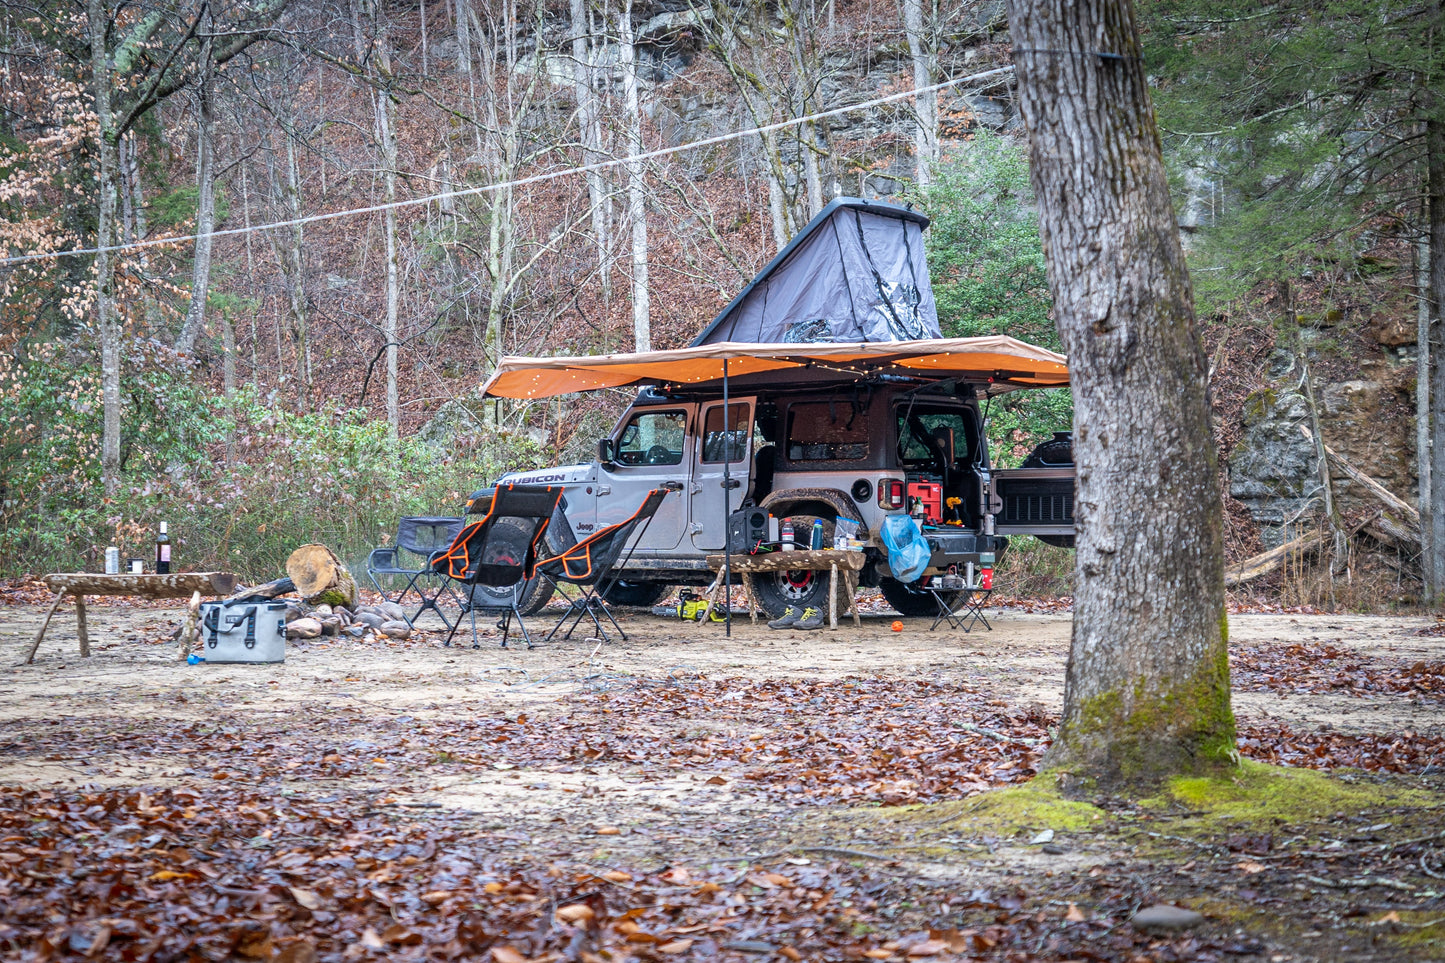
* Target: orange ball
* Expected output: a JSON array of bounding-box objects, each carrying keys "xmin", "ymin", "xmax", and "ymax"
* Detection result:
[{"xmin": 891, "ymin": 620, "xmax": 903, "ymax": 632}]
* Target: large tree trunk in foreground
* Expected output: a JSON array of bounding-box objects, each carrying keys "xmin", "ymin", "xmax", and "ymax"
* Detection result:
[{"xmin": 1007, "ymin": 0, "xmax": 1234, "ymax": 785}]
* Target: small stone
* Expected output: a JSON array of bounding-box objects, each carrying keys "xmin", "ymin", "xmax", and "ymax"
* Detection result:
[
  {"xmin": 378, "ymin": 602, "xmax": 407, "ymax": 623},
  {"xmin": 379, "ymin": 620, "xmax": 412, "ymax": 639},
  {"xmin": 287, "ymin": 617, "xmax": 323, "ymax": 640},
  {"xmin": 313, "ymin": 604, "xmax": 333, "ymax": 617},
  {"xmin": 320, "ymin": 617, "xmax": 342, "ymax": 637},
  {"xmin": 1029, "ymin": 829, "xmax": 1054, "ymax": 844},
  {"xmin": 356, "ymin": 612, "xmax": 385, "ymax": 629},
  {"xmin": 342, "ymin": 626, "xmax": 365, "ymax": 637},
  {"xmin": 1041, "ymin": 843, "xmax": 1066, "ymax": 855},
  {"xmin": 1131, "ymin": 904, "xmax": 1204, "ymax": 932}
]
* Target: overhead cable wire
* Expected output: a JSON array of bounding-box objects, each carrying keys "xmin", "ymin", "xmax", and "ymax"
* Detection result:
[{"xmin": 0, "ymin": 64, "xmax": 1014, "ymax": 268}]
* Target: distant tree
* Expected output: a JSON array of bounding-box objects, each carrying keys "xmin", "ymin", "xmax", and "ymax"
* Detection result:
[
  {"xmin": 1007, "ymin": 0, "xmax": 1236, "ymax": 786},
  {"xmin": 1139, "ymin": 0, "xmax": 1445, "ymax": 602},
  {"xmin": 916, "ymin": 132, "xmax": 1070, "ymax": 462}
]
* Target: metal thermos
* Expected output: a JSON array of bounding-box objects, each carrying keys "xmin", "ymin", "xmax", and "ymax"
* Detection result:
[{"xmin": 105, "ymin": 546, "xmax": 120, "ymax": 574}]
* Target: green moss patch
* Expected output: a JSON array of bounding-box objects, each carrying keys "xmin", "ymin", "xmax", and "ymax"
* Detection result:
[
  {"xmin": 1146, "ymin": 759, "xmax": 1439, "ymax": 826},
  {"xmin": 882, "ymin": 772, "xmax": 1107, "ymax": 838}
]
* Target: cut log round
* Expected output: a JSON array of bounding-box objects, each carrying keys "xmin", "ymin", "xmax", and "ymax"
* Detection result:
[{"xmin": 285, "ymin": 544, "xmax": 358, "ymax": 608}]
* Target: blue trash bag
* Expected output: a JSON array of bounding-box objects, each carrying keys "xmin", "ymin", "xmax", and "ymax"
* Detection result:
[{"xmin": 880, "ymin": 514, "xmax": 930, "ymax": 583}]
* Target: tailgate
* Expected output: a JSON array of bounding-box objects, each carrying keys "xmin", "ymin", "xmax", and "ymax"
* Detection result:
[{"xmin": 991, "ymin": 467, "xmax": 1074, "ymax": 538}]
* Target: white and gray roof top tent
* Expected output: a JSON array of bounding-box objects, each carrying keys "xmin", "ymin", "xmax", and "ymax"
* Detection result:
[{"xmin": 690, "ymin": 197, "xmax": 940, "ymax": 346}]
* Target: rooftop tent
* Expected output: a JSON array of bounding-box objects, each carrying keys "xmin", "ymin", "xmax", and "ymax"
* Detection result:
[{"xmin": 691, "ymin": 197, "xmax": 940, "ymax": 346}]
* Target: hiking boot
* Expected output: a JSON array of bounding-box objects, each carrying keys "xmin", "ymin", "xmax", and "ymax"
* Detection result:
[
  {"xmin": 768, "ymin": 605, "xmax": 801, "ymax": 628},
  {"xmin": 793, "ymin": 606, "xmax": 825, "ymax": 630}
]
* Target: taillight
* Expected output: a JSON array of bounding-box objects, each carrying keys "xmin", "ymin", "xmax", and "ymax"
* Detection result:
[{"xmin": 877, "ymin": 477, "xmax": 905, "ymax": 510}]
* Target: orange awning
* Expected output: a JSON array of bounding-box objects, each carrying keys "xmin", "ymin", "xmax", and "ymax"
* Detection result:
[{"xmin": 479, "ymin": 336, "xmax": 1069, "ymax": 400}]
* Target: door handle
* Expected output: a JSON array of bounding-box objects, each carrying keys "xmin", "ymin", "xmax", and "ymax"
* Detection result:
[
  {"xmin": 661, "ymin": 481, "xmax": 684, "ymax": 492},
  {"xmin": 722, "ymin": 479, "xmax": 741, "ymax": 489},
  {"xmin": 596, "ymin": 486, "xmax": 612, "ymax": 496}
]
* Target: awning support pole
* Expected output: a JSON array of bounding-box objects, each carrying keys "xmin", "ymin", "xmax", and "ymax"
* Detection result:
[{"xmin": 723, "ymin": 356, "xmax": 731, "ymax": 637}]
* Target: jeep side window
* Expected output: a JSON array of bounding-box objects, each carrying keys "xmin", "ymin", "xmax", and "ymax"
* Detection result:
[
  {"xmin": 702, "ymin": 403, "xmax": 750, "ymax": 463},
  {"xmin": 785, "ymin": 401, "xmax": 870, "ymax": 462},
  {"xmin": 615, "ymin": 410, "xmax": 687, "ymax": 466}
]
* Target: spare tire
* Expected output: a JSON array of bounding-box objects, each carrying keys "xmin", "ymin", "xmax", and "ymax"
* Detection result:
[
  {"xmin": 1022, "ymin": 431, "xmax": 1075, "ymax": 549},
  {"xmin": 1023, "ymin": 431, "xmax": 1073, "ymax": 468}
]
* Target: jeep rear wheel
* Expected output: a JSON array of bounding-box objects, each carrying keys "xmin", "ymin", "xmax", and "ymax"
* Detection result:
[
  {"xmin": 465, "ymin": 576, "xmax": 556, "ymax": 616},
  {"xmin": 879, "ymin": 576, "xmax": 958, "ymax": 618},
  {"xmin": 752, "ymin": 515, "xmax": 848, "ymax": 619}
]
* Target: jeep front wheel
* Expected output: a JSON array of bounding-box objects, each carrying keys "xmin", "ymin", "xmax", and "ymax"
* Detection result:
[{"xmin": 599, "ymin": 579, "xmax": 672, "ymax": 607}]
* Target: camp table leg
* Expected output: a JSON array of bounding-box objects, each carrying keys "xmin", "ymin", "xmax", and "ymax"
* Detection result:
[
  {"xmin": 74, "ymin": 595, "xmax": 90, "ymax": 657},
  {"xmin": 23, "ymin": 590, "xmax": 67, "ymax": 664},
  {"xmin": 829, "ymin": 562, "xmax": 839, "ymax": 628},
  {"xmin": 742, "ymin": 572, "xmax": 758, "ymax": 623},
  {"xmin": 848, "ymin": 570, "xmax": 862, "ymax": 627}
]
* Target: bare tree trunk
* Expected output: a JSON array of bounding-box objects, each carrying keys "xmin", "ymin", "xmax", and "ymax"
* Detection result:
[
  {"xmin": 1007, "ymin": 0, "xmax": 1235, "ymax": 786},
  {"xmin": 89, "ymin": 0, "xmax": 121, "ymax": 496},
  {"xmin": 902, "ymin": 0, "xmax": 936, "ymax": 188},
  {"xmin": 572, "ymin": 0, "xmax": 611, "ymax": 307},
  {"xmin": 1417, "ymin": 221, "xmax": 1433, "ymax": 602},
  {"xmin": 267, "ymin": 128, "xmax": 310, "ymax": 411},
  {"xmin": 177, "ymin": 19, "xmax": 216, "ymax": 356},
  {"xmin": 621, "ymin": 0, "xmax": 650, "ymax": 351},
  {"xmin": 376, "ymin": 34, "xmax": 401, "ymax": 441},
  {"xmin": 1428, "ymin": 110, "xmax": 1445, "ymax": 609},
  {"xmin": 222, "ymin": 307, "xmax": 236, "ymax": 465}
]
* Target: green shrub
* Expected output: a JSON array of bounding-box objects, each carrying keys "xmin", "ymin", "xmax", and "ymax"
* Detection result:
[{"xmin": 0, "ymin": 340, "xmax": 545, "ymax": 580}]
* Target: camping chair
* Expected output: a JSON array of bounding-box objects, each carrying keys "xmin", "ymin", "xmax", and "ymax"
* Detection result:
[
  {"xmin": 366, "ymin": 516, "xmax": 465, "ymax": 630},
  {"xmin": 429, "ymin": 484, "xmax": 563, "ymax": 649},
  {"xmin": 533, "ymin": 489, "xmax": 669, "ymax": 643}
]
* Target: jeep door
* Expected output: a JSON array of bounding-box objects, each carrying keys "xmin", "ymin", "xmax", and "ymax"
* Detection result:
[
  {"xmin": 598, "ymin": 406, "xmax": 691, "ymax": 551},
  {"xmin": 691, "ymin": 400, "xmax": 754, "ymax": 550}
]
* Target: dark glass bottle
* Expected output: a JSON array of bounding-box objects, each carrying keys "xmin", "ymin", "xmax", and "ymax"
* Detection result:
[{"xmin": 155, "ymin": 521, "xmax": 171, "ymax": 575}]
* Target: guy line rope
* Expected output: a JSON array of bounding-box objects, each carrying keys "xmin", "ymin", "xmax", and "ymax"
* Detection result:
[{"xmin": 0, "ymin": 64, "xmax": 1014, "ymax": 269}]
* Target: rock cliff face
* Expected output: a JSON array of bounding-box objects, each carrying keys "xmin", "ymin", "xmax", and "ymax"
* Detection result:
[{"xmin": 1229, "ymin": 325, "xmax": 1418, "ymax": 550}]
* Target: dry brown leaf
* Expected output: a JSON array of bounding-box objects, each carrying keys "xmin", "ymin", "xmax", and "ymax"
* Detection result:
[
  {"xmin": 1065, "ymin": 902, "xmax": 1086, "ymax": 922},
  {"xmin": 288, "ymin": 886, "xmax": 322, "ymax": 910},
  {"xmin": 656, "ymin": 939, "xmax": 694, "ymax": 954},
  {"xmin": 359, "ymin": 929, "xmax": 384, "ymax": 950},
  {"xmin": 556, "ymin": 904, "xmax": 595, "ymax": 924},
  {"xmin": 906, "ymin": 939, "xmax": 947, "ymax": 957},
  {"xmin": 595, "ymin": 826, "xmax": 622, "ymax": 836},
  {"xmin": 602, "ymin": 870, "xmax": 632, "ymax": 882},
  {"xmin": 491, "ymin": 947, "xmax": 529, "ymax": 963},
  {"xmin": 1235, "ymin": 861, "xmax": 1267, "ymax": 875}
]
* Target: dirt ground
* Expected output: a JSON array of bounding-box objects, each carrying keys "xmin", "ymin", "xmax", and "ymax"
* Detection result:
[{"xmin": 2, "ymin": 596, "xmax": 1444, "ymax": 961}]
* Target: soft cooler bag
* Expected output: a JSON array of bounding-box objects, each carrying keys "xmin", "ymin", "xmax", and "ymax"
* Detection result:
[{"xmin": 199, "ymin": 601, "xmax": 287, "ymax": 663}]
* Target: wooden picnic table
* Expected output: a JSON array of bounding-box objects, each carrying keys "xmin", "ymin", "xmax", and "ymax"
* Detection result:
[
  {"xmin": 706, "ymin": 549, "xmax": 866, "ymax": 628},
  {"xmin": 23, "ymin": 572, "xmax": 238, "ymax": 665}
]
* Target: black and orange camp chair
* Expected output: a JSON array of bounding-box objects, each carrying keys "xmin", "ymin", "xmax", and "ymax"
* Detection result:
[
  {"xmin": 429, "ymin": 484, "xmax": 563, "ymax": 649},
  {"xmin": 533, "ymin": 488, "xmax": 669, "ymax": 643}
]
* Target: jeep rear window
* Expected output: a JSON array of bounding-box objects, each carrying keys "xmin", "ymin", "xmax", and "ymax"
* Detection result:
[{"xmin": 785, "ymin": 402, "xmax": 869, "ymax": 462}]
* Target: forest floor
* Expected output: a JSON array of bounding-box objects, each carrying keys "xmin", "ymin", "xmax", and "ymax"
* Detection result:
[{"xmin": 1, "ymin": 593, "xmax": 1443, "ymax": 962}]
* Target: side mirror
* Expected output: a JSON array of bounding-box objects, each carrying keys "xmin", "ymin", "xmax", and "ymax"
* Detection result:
[{"xmin": 597, "ymin": 437, "xmax": 615, "ymax": 467}]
